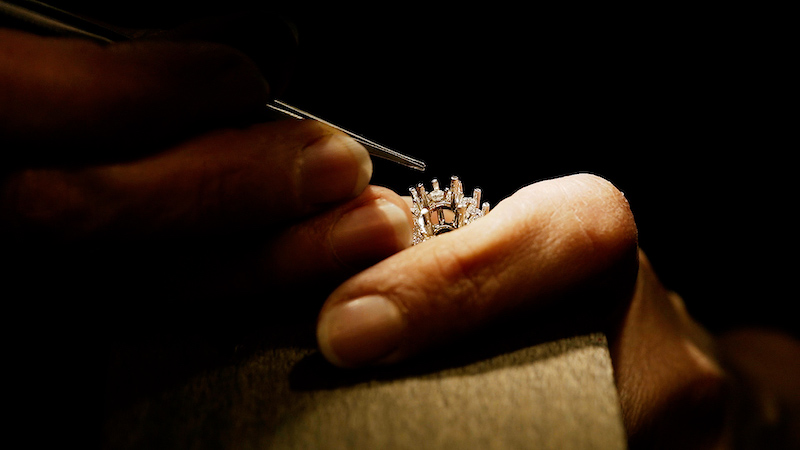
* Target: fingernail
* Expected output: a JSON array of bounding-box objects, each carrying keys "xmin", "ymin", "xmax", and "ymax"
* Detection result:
[
  {"xmin": 330, "ymin": 199, "xmax": 412, "ymax": 267},
  {"xmin": 317, "ymin": 295, "xmax": 404, "ymax": 367},
  {"xmin": 301, "ymin": 134, "xmax": 372, "ymax": 204}
]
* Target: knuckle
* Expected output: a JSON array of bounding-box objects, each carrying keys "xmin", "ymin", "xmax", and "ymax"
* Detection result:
[
  {"xmin": 183, "ymin": 42, "xmax": 261, "ymax": 82},
  {"xmin": 564, "ymin": 174, "xmax": 640, "ymax": 292},
  {"xmin": 196, "ymin": 42, "xmax": 254, "ymax": 68},
  {"xmin": 107, "ymin": 40, "xmax": 268, "ymax": 110},
  {"xmin": 567, "ymin": 173, "xmax": 638, "ymax": 258},
  {"xmin": 504, "ymin": 173, "xmax": 639, "ymax": 293},
  {"xmin": 185, "ymin": 42, "xmax": 270, "ymax": 102}
]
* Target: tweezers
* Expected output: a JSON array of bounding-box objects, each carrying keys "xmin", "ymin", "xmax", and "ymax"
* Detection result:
[
  {"xmin": 1, "ymin": 0, "xmax": 427, "ymax": 172},
  {"xmin": 266, "ymin": 100, "xmax": 425, "ymax": 171}
]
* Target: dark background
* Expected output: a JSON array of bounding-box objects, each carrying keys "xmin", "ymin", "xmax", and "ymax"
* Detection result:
[
  {"xmin": 34, "ymin": 2, "xmax": 799, "ymax": 335},
  {"xmin": 279, "ymin": 6, "xmax": 795, "ymax": 337},
  {"xmin": 5, "ymin": 2, "xmax": 794, "ymax": 445}
]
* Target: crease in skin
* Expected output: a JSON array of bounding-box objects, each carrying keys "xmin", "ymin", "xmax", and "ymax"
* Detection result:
[
  {"xmin": 322, "ymin": 174, "xmax": 639, "ymax": 367},
  {"xmin": 356, "ymin": 174, "xmax": 636, "ymax": 309}
]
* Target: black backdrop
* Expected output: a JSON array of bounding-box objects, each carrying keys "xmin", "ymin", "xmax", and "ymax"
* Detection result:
[
  {"xmin": 39, "ymin": 2, "xmax": 798, "ymax": 335},
  {"xmin": 279, "ymin": 6, "xmax": 795, "ymax": 336}
]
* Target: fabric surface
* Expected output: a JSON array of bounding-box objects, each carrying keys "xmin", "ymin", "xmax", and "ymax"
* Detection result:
[{"xmin": 103, "ymin": 332, "xmax": 626, "ymax": 449}]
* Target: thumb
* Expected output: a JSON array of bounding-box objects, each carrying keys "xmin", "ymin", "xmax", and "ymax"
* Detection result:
[{"xmin": 315, "ymin": 174, "xmax": 639, "ymax": 367}]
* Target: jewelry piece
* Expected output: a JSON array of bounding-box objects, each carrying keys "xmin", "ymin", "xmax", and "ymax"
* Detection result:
[{"xmin": 410, "ymin": 176, "xmax": 490, "ymax": 245}]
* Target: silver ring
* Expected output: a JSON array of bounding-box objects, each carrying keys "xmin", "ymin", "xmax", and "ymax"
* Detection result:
[{"xmin": 410, "ymin": 176, "xmax": 490, "ymax": 245}]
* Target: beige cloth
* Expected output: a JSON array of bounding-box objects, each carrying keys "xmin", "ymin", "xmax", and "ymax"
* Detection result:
[{"xmin": 104, "ymin": 332, "xmax": 626, "ymax": 449}]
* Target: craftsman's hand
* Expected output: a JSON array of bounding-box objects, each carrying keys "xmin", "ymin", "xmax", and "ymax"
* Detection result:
[
  {"xmin": 316, "ymin": 173, "xmax": 800, "ymax": 447},
  {"xmin": 317, "ymin": 174, "xmax": 639, "ymax": 367},
  {"xmin": 0, "ymin": 29, "xmax": 413, "ymax": 297}
]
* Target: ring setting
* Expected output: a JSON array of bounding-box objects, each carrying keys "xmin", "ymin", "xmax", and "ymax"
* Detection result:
[{"xmin": 410, "ymin": 176, "xmax": 490, "ymax": 245}]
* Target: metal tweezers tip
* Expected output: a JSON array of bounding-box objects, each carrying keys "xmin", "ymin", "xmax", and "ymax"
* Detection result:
[{"xmin": 266, "ymin": 100, "xmax": 426, "ymax": 172}]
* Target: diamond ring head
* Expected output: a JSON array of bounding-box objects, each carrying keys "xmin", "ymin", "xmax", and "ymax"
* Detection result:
[{"xmin": 409, "ymin": 176, "xmax": 491, "ymax": 245}]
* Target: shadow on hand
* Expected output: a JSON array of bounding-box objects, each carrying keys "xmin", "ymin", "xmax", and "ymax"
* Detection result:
[{"xmin": 289, "ymin": 294, "xmax": 613, "ymax": 391}]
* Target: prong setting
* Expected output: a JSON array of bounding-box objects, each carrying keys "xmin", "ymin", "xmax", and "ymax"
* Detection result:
[{"xmin": 410, "ymin": 176, "xmax": 491, "ymax": 245}]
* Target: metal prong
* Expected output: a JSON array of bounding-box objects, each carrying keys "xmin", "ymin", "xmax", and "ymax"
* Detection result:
[
  {"xmin": 409, "ymin": 186, "xmax": 420, "ymax": 204},
  {"xmin": 416, "ymin": 183, "xmax": 429, "ymax": 209},
  {"xmin": 450, "ymin": 176, "xmax": 463, "ymax": 206},
  {"xmin": 266, "ymin": 100, "xmax": 426, "ymax": 172}
]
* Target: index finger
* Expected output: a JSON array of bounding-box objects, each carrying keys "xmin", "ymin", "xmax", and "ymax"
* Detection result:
[
  {"xmin": 0, "ymin": 29, "xmax": 269, "ymax": 164},
  {"xmin": 316, "ymin": 174, "xmax": 639, "ymax": 367}
]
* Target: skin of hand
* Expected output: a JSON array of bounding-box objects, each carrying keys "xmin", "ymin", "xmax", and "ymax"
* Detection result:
[
  {"xmin": 5, "ymin": 28, "xmax": 797, "ymax": 448},
  {"xmin": 0, "ymin": 29, "xmax": 414, "ymax": 300},
  {"xmin": 316, "ymin": 173, "xmax": 800, "ymax": 447}
]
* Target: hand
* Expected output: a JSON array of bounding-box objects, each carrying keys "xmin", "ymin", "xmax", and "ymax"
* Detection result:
[
  {"xmin": 316, "ymin": 174, "xmax": 638, "ymax": 366},
  {"xmin": 0, "ymin": 29, "xmax": 413, "ymax": 301},
  {"xmin": 315, "ymin": 173, "xmax": 799, "ymax": 447}
]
